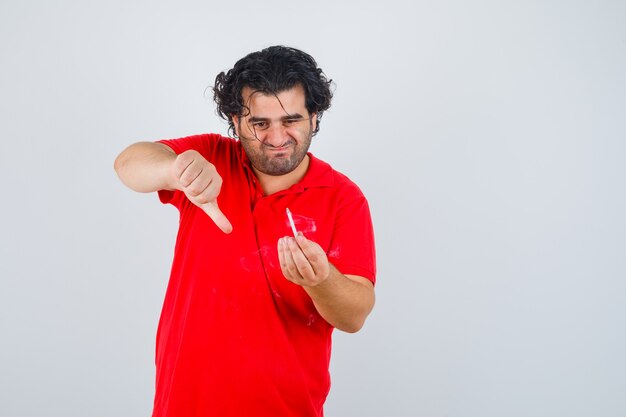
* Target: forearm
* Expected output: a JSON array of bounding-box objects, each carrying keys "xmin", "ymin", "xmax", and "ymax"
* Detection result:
[
  {"xmin": 114, "ymin": 142, "xmax": 177, "ymax": 193},
  {"xmin": 304, "ymin": 264, "xmax": 375, "ymax": 333}
]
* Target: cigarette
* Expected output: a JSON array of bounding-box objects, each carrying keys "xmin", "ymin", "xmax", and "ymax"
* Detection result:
[{"xmin": 286, "ymin": 208, "xmax": 298, "ymax": 237}]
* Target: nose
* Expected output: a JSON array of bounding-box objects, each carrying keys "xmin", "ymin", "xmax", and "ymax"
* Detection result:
[{"xmin": 262, "ymin": 124, "xmax": 289, "ymax": 147}]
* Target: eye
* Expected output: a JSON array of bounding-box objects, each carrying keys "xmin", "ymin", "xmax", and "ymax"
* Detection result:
[
  {"xmin": 283, "ymin": 118, "xmax": 305, "ymax": 127},
  {"xmin": 251, "ymin": 121, "xmax": 269, "ymax": 130}
]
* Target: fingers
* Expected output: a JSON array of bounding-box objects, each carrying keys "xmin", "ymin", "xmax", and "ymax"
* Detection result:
[
  {"xmin": 173, "ymin": 150, "xmax": 203, "ymax": 186},
  {"xmin": 184, "ymin": 173, "xmax": 222, "ymax": 205},
  {"xmin": 279, "ymin": 237, "xmax": 315, "ymax": 280},
  {"xmin": 279, "ymin": 238, "xmax": 308, "ymax": 281},
  {"xmin": 201, "ymin": 201, "xmax": 233, "ymax": 234},
  {"xmin": 175, "ymin": 154, "xmax": 222, "ymax": 203},
  {"xmin": 294, "ymin": 234, "xmax": 326, "ymax": 265},
  {"xmin": 278, "ymin": 236, "xmax": 329, "ymax": 285},
  {"xmin": 173, "ymin": 150, "xmax": 232, "ymax": 234}
]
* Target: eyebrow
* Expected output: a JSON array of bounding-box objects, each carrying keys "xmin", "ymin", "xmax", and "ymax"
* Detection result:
[{"xmin": 248, "ymin": 113, "xmax": 306, "ymax": 122}]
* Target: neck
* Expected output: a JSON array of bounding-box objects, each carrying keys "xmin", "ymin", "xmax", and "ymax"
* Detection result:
[{"xmin": 254, "ymin": 155, "xmax": 310, "ymax": 195}]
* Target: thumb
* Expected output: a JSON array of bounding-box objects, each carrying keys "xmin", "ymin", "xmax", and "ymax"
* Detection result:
[{"xmin": 201, "ymin": 201, "xmax": 233, "ymax": 234}]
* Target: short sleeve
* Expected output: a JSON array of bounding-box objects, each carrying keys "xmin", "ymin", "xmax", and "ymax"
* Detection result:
[
  {"xmin": 327, "ymin": 187, "xmax": 377, "ymax": 284},
  {"xmin": 155, "ymin": 134, "xmax": 218, "ymax": 208}
]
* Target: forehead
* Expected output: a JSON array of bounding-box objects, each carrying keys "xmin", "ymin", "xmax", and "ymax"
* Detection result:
[{"xmin": 241, "ymin": 84, "xmax": 307, "ymax": 115}]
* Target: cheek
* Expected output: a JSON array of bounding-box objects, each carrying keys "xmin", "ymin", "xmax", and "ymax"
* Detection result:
[
  {"xmin": 240, "ymin": 140, "xmax": 259, "ymax": 155},
  {"xmin": 238, "ymin": 124, "xmax": 259, "ymax": 141},
  {"xmin": 236, "ymin": 123, "xmax": 249, "ymax": 138},
  {"xmin": 291, "ymin": 125, "xmax": 312, "ymax": 140}
]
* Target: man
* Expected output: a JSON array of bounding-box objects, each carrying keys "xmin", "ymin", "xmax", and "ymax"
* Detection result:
[{"xmin": 114, "ymin": 45, "xmax": 376, "ymax": 417}]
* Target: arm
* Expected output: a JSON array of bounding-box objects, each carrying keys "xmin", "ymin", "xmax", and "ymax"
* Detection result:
[
  {"xmin": 114, "ymin": 141, "xmax": 178, "ymax": 192},
  {"xmin": 114, "ymin": 141, "xmax": 233, "ymax": 233},
  {"xmin": 278, "ymin": 234, "xmax": 375, "ymax": 333}
]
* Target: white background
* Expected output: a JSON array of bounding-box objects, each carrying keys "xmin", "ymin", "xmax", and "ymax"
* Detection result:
[{"xmin": 1, "ymin": 1, "xmax": 625, "ymax": 416}]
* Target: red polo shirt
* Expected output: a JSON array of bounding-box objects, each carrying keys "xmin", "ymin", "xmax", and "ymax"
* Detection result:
[{"xmin": 153, "ymin": 134, "xmax": 375, "ymax": 417}]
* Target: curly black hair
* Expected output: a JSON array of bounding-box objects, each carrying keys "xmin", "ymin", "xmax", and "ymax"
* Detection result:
[{"xmin": 213, "ymin": 46, "xmax": 333, "ymax": 137}]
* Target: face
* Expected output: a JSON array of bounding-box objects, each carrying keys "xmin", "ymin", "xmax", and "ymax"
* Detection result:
[{"xmin": 233, "ymin": 85, "xmax": 317, "ymax": 176}]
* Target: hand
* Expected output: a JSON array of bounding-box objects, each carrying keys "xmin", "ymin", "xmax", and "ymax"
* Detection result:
[
  {"xmin": 278, "ymin": 233, "xmax": 330, "ymax": 287},
  {"xmin": 171, "ymin": 150, "xmax": 232, "ymax": 233}
]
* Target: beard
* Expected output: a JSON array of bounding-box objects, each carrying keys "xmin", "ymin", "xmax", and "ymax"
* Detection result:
[{"xmin": 240, "ymin": 126, "xmax": 313, "ymax": 176}]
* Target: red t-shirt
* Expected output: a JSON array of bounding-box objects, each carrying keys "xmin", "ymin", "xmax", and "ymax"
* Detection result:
[{"xmin": 152, "ymin": 134, "xmax": 376, "ymax": 417}]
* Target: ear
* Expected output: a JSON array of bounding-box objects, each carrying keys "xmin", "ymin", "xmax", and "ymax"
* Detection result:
[
  {"xmin": 311, "ymin": 113, "xmax": 318, "ymax": 132},
  {"xmin": 232, "ymin": 114, "xmax": 240, "ymax": 137}
]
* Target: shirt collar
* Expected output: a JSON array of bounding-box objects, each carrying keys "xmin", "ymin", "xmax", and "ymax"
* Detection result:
[{"xmin": 298, "ymin": 153, "xmax": 334, "ymax": 190}]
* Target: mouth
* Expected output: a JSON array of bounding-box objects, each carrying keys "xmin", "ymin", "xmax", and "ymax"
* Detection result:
[
  {"xmin": 264, "ymin": 141, "xmax": 294, "ymax": 155},
  {"xmin": 268, "ymin": 146, "xmax": 290, "ymax": 153}
]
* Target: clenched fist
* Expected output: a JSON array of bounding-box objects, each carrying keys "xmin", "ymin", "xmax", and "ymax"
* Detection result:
[{"xmin": 171, "ymin": 150, "xmax": 233, "ymax": 233}]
